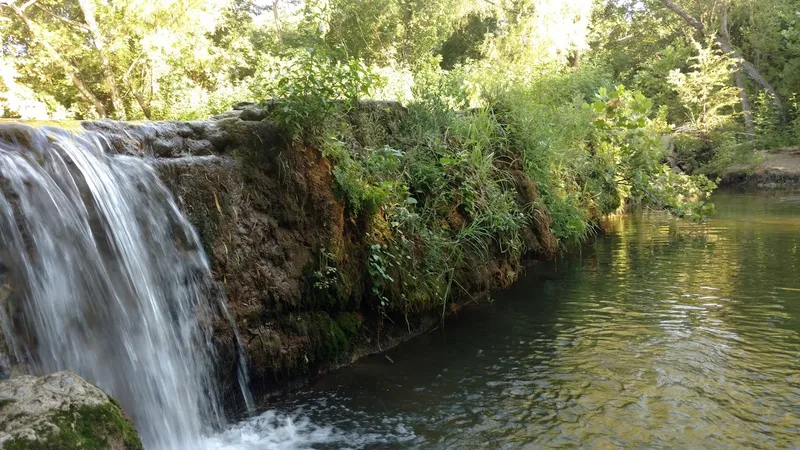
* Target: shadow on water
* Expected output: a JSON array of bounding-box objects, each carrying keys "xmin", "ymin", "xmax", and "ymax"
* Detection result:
[{"xmin": 213, "ymin": 190, "xmax": 800, "ymax": 449}]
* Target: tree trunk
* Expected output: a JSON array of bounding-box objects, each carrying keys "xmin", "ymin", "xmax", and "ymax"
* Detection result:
[
  {"xmin": 734, "ymin": 71, "xmax": 755, "ymax": 136},
  {"xmin": 122, "ymin": 59, "xmax": 152, "ymax": 120},
  {"xmin": 662, "ymin": 0, "xmax": 786, "ymax": 125},
  {"xmin": 4, "ymin": 2, "xmax": 107, "ymax": 117},
  {"xmin": 77, "ymin": 0, "xmax": 126, "ymax": 120},
  {"xmin": 132, "ymin": 91, "xmax": 152, "ymax": 120},
  {"xmin": 720, "ymin": 4, "xmax": 754, "ymax": 137}
]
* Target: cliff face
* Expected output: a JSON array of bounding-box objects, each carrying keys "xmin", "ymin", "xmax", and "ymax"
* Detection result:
[{"xmin": 79, "ymin": 102, "xmax": 557, "ymax": 400}]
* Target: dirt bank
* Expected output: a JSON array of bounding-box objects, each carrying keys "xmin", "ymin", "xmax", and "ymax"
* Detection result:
[{"xmin": 721, "ymin": 147, "xmax": 800, "ymax": 187}]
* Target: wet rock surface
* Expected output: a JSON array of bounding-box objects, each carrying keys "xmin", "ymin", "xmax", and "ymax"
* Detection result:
[
  {"xmin": 81, "ymin": 120, "xmax": 236, "ymax": 158},
  {"xmin": 0, "ymin": 280, "xmax": 12, "ymax": 381}
]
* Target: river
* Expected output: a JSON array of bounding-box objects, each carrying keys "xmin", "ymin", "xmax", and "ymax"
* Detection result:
[{"xmin": 207, "ymin": 190, "xmax": 800, "ymax": 449}]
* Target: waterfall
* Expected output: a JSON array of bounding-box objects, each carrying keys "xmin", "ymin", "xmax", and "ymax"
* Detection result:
[{"xmin": 0, "ymin": 125, "xmax": 237, "ymax": 449}]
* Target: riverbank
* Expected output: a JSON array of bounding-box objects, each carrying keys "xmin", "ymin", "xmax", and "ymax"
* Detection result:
[
  {"xmin": 76, "ymin": 102, "xmax": 563, "ymax": 403},
  {"xmin": 720, "ymin": 147, "xmax": 800, "ymax": 187},
  {"xmin": 0, "ymin": 93, "xmax": 716, "ymax": 412},
  {"xmin": 238, "ymin": 189, "xmax": 800, "ymax": 448},
  {"xmin": 83, "ymin": 94, "xmax": 716, "ymax": 403}
]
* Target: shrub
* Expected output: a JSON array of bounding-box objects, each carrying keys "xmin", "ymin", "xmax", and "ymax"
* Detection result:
[{"xmin": 260, "ymin": 59, "xmax": 717, "ymax": 324}]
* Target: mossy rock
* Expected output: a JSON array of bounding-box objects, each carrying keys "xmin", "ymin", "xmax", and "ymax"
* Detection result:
[
  {"xmin": 281, "ymin": 312, "xmax": 353, "ymax": 366},
  {"xmin": 0, "ymin": 372, "xmax": 143, "ymax": 450},
  {"xmin": 3, "ymin": 403, "xmax": 142, "ymax": 450},
  {"xmin": 336, "ymin": 312, "xmax": 363, "ymax": 337}
]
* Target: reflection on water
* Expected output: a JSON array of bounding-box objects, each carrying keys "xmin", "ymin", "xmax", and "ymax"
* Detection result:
[{"xmin": 210, "ymin": 191, "xmax": 800, "ymax": 449}]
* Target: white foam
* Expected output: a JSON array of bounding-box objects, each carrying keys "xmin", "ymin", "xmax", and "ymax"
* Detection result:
[{"xmin": 200, "ymin": 408, "xmax": 418, "ymax": 450}]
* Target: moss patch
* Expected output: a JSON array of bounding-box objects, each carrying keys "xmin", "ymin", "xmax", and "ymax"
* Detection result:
[
  {"xmin": 281, "ymin": 312, "xmax": 352, "ymax": 366},
  {"xmin": 4, "ymin": 403, "xmax": 143, "ymax": 450},
  {"xmin": 336, "ymin": 312, "xmax": 363, "ymax": 337}
]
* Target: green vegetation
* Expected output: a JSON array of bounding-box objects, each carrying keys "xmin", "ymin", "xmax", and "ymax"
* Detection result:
[
  {"xmin": 273, "ymin": 51, "xmax": 714, "ymax": 327},
  {"xmin": 3, "ymin": 0, "xmax": 798, "ymax": 330},
  {"xmin": 3, "ymin": 0, "xmax": 798, "ymax": 157},
  {"xmin": 282, "ymin": 312, "xmax": 352, "ymax": 364}
]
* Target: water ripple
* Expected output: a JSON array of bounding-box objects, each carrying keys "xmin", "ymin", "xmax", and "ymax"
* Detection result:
[{"xmin": 212, "ymin": 191, "xmax": 800, "ymax": 449}]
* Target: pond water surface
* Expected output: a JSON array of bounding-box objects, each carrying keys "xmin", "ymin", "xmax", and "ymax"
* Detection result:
[{"xmin": 207, "ymin": 190, "xmax": 800, "ymax": 449}]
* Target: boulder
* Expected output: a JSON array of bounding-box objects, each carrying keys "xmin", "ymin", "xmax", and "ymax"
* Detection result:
[
  {"xmin": 0, "ymin": 371, "xmax": 143, "ymax": 450},
  {"xmin": 239, "ymin": 107, "xmax": 267, "ymax": 122}
]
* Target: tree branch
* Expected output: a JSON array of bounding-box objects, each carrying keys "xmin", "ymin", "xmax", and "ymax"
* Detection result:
[
  {"xmin": 663, "ymin": 0, "xmax": 704, "ymax": 30},
  {"xmin": 20, "ymin": 0, "xmax": 38, "ymax": 11},
  {"xmin": 121, "ymin": 58, "xmax": 152, "ymax": 119},
  {"xmin": 33, "ymin": 4, "xmax": 91, "ymax": 32}
]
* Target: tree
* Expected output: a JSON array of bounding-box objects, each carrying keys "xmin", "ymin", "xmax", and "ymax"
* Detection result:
[
  {"xmin": 317, "ymin": 0, "xmax": 466, "ymax": 69},
  {"xmin": 661, "ymin": 0, "xmax": 787, "ymax": 124},
  {"xmin": 1, "ymin": 0, "xmax": 109, "ymax": 117},
  {"xmin": 76, "ymin": 0, "xmax": 125, "ymax": 119},
  {"xmin": 0, "ymin": 0, "xmax": 254, "ymax": 120},
  {"xmin": 668, "ymin": 39, "xmax": 740, "ymax": 134}
]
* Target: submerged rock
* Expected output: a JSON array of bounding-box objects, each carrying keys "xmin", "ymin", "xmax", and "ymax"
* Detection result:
[{"xmin": 0, "ymin": 371, "xmax": 143, "ymax": 450}]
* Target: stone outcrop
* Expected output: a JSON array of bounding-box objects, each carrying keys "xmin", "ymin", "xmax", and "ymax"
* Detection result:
[
  {"xmin": 0, "ymin": 101, "xmax": 556, "ymax": 409},
  {"xmin": 69, "ymin": 101, "xmax": 558, "ymax": 402},
  {"xmin": 0, "ymin": 371, "xmax": 142, "ymax": 449}
]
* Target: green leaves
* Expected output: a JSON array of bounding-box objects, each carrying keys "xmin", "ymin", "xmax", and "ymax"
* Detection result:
[
  {"xmin": 257, "ymin": 46, "xmax": 378, "ymax": 139},
  {"xmin": 1, "ymin": 0, "xmax": 256, "ymax": 120},
  {"xmin": 586, "ymin": 85, "xmax": 716, "ymax": 222},
  {"xmin": 368, "ymin": 242, "xmax": 395, "ymax": 311},
  {"xmin": 667, "ymin": 38, "xmax": 740, "ymax": 135}
]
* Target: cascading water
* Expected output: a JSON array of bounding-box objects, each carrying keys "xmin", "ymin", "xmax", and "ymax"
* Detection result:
[{"xmin": 0, "ymin": 125, "xmax": 233, "ymax": 449}]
